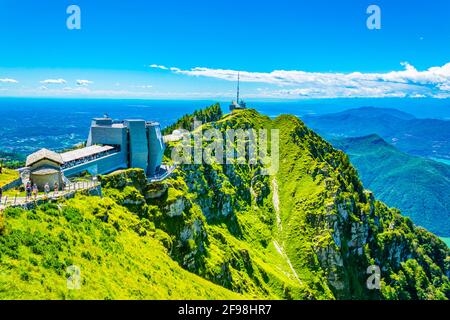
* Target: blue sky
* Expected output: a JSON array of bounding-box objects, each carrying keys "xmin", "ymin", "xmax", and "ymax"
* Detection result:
[{"xmin": 0, "ymin": 0, "xmax": 449, "ymax": 99}]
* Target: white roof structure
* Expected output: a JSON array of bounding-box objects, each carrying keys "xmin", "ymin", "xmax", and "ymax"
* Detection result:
[
  {"xmin": 26, "ymin": 148, "xmax": 64, "ymax": 167},
  {"xmin": 61, "ymin": 145, "xmax": 115, "ymax": 163}
]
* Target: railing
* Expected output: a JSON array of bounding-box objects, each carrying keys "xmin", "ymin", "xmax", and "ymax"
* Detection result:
[
  {"xmin": 64, "ymin": 180, "xmax": 99, "ymax": 192},
  {"xmin": 0, "ymin": 179, "xmax": 100, "ymax": 210},
  {"xmin": 148, "ymin": 165, "xmax": 176, "ymax": 183}
]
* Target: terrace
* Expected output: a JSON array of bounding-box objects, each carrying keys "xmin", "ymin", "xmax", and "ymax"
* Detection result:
[{"xmin": 60, "ymin": 145, "xmax": 120, "ymax": 170}]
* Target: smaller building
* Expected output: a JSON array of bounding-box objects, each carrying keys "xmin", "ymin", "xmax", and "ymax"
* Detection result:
[
  {"xmin": 229, "ymin": 100, "xmax": 246, "ymax": 111},
  {"xmin": 26, "ymin": 149, "xmax": 64, "ymax": 190}
]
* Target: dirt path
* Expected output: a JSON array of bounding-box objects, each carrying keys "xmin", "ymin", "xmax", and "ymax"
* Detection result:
[
  {"xmin": 272, "ymin": 178, "xmax": 281, "ymax": 231},
  {"xmin": 271, "ymin": 177, "xmax": 302, "ymax": 285}
]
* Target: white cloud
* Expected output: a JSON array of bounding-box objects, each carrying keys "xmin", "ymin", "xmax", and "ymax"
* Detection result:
[
  {"xmin": 0, "ymin": 78, "xmax": 18, "ymax": 83},
  {"xmin": 133, "ymin": 84, "xmax": 153, "ymax": 89},
  {"xmin": 165, "ymin": 62, "xmax": 450, "ymax": 86},
  {"xmin": 437, "ymin": 83, "xmax": 450, "ymax": 91},
  {"xmin": 40, "ymin": 78, "xmax": 67, "ymax": 85},
  {"xmin": 150, "ymin": 62, "xmax": 450, "ymax": 98},
  {"xmin": 149, "ymin": 64, "xmax": 168, "ymax": 70},
  {"xmin": 76, "ymin": 79, "xmax": 93, "ymax": 86}
]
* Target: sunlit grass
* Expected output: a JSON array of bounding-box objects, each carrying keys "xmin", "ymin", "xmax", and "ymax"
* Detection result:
[{"xmin": 0, "ymin": 168, "xmax": 19, "ymax": 188}]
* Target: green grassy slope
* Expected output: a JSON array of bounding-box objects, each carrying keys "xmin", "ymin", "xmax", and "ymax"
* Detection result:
[
  {"xmin": 332, "ymin": 134, "xmax": 450, "ymax": 237},
  {"xmin": 0, "ymin": 197, "xmax": 243, "ymax": 300},
  {"xmin": 0, "ymin": 107, "xmax": 448, "ymax": 300},
  {"xmin": 0, "ymin": 168, "xmax": 19, "ymax": 188},
  {"xmin": 272, "ymin": 115, "xmax": 449, "ymax": 299}
]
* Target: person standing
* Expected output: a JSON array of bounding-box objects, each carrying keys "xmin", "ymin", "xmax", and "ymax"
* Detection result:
[
  {"xmin": 26, "ymin": 181, "xmax": 32, "ymax": 201},
  {"xmin": 53, "ymin": 182, "xmax": 59, "ymax": 197},
  {"xmin": 44, "ymin": 183, "xmax": 50, "ymax": 197},
  {"xmin": 32, "ymin": 184, "xmax": 38, "ymax": 200},
  {"xmin": 0, "ymin": 186, "xmax": 3, "ymax": 204}
]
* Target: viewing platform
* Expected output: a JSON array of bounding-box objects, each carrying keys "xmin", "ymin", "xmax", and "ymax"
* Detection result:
[{"xmin": 0, "ymin": 178, "xmax": 101, "ymax": 211}]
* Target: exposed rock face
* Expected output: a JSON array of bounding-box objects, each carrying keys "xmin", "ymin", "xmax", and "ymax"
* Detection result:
[
  {"xmin": 273, "ymin": 113, "xmax": 448, "ymax": 299},
  {"xmin": 181, "ymin": 164, "xmax": 243, "ymax": 221},
  {"xmin": 146, "ymin": 182, "xmax": 168, "ymax": 199},
  {"xmin": 100, "ymin": 109, "xmax": 449, "ymax": 300},
  {"xmin": 165, "ymin": 197, "xmax": 186, "ymax": 217}
]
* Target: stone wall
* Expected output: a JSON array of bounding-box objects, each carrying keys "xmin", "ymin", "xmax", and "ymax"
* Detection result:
[{"xmin": 1, "ymin": 178, "xmax": 22, "ymax": 191}]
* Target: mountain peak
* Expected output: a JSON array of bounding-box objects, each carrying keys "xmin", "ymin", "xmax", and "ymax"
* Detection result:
[
  {"xmin": 344, "ymin": 134, "xmax": 390, "ymax": 146},
  {"xmin": 335, "ymin": 107, "xmax": 416, "ymax": 120}
]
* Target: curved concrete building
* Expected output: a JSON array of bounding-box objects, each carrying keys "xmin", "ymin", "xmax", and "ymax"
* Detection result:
[
  {"xmin": 22, "ymin": 116, "xmax": 166, "ymax": 191},
  {"xmin": 124, "ymin": 119, "xmax": 149, "ymax": 171},
  {"xmin": 147, "ymin": 121, "xmax": 165, "ymax": 176},
  {"xmin": 86, "ymin": 117, "xmax": 165, "ymax": 176}
]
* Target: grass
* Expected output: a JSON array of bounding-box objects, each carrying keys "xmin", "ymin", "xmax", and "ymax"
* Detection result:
[
  {"xmin": 0, "ymin": 168, "xmax": 19, "ymax": 188},
  {"xmin": 0, "ymin": 195, "xmax": 244, "ymax": 300}
]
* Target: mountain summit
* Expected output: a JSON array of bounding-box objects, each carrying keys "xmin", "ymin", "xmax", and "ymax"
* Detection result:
[{"xmin": 0, "ymin": 106, "xmax": 448, "ymax": 300}]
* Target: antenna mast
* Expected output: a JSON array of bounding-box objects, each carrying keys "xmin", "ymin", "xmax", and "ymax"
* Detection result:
[{"xmin": 237, "ymin": 72, "xmax": 240, "ymax": 103}]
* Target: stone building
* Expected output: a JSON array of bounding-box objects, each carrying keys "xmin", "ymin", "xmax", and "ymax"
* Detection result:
[{"xmin": 26, "ymin": 149, "xmax": 64, "ymax": 190}]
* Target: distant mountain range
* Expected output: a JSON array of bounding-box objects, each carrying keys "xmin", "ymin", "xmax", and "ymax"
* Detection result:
[
  {"xmin": 303, "ymin": 107, "xmax": 450, "ymax": 161},
  {"xmin": 332, "ymin": 134, "xmax": 450, "ymax": 237}
]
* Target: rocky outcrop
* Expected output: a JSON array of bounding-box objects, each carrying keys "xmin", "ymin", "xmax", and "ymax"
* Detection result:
[
  {"xmin": 165, "ymin": 197, "xmax": 186, "ymax": 217},
  {"xmin": 98, "ymin": 108, "xmax": 450, "ymax": 300}
]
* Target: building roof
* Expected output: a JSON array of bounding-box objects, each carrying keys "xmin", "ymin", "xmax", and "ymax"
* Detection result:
[
  {"xmin": 61, "ymin": 145, "xmax": 115, "ymax": 163},
  {"xmin": 26, "ymin": 149, "xmax": 64, "ymax": 167}
]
